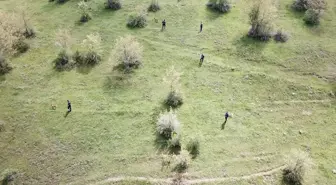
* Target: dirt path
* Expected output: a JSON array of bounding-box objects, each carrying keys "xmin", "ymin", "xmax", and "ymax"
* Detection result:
[{"xmin": 85, "ymin": 165, "xmax": 285, "ymax": 185}]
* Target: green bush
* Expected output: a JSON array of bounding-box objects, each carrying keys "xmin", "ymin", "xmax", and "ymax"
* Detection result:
[
  {"xmin": 13, "ymin": 40, "xmax": 29, "ymax": 53},
  {"xmin": 247, "ymin": 1, "xmax": 273, "ymax": 41},
  {"xmin": 168, "ymin": 135, "xmax": 181, "ymax": 149},
  {"xmin": 165, "ymin": 91, "xmax": 183, "ymax": 109},
  {"xmin": 187, "ymin": 138, "xmax": 200, "ymax": 158},
  {"xmin": 127, "ymin": 13, "xmax": 147, "ymax": 28},
  {"xmin": 148, "ymin": 0, "xmax": 160, "ymax": 12},
  {"xmin": 78, "ymin": 1, "xmax": 91, "ymax": 23},
  {"xmin": 304, "ymin": 8, "xmax": 322, "ymax": 25},
  {"xmin": 172, "ymin": 151, "xmax": 189, "ymax": 173},
  {"xmin": 0, "ymin": 55, "xmax": 13, "ymax": 75},
  {"xmin": 106, "ymin": 0, "xmax": 121, "ymax": 10},
  {"xmin": 53, "ymin": 50, "xmax": 73, "ymax": 71},
  {"xmin": 156, "ymin": 110, "xmax": 180, "ymax": 139},
  {"xmin": 292, "ymin": 0, "xmax": 309, "ymax": 11},
  {"xmin": 274, "ymin": 30, "xmax": 289, "ymax": 42},
  {"xmin": 206, "ymin": 0, "xmax": 231, "ymax": 13},
  {"xmin": 282, "ymin": 151, "xmax": 312, "ymax": 185}
]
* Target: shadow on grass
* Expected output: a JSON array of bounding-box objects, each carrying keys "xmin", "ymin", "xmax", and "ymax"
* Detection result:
[
  {"xmin": 76, "ymin": 65, "xmax": 94, "ymax": 74},
  {"xmin": 0, "ymin": 75, "xmax": 6, "ymax": 83},
  {"xmin": 205, "ymin": 7, "xmax": 225, "ymax": 20},
  {"xmin": 233, "ymin": 35, "xmax": 267, "ymax": 61}
]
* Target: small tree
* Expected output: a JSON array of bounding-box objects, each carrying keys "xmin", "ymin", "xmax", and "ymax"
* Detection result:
[
  {"xmin": 164, "ymin": 66, "xmax": 183, "ymax": 108},
  {"xmin": 274, "ymin": 30, "xmax": 289, "ymax": 42},
  {"xmin": 79, "ymin": 33, "xmax": 102, "ymax": 66},
  {"xmin": 113, "ymin": 35, "xmax": 143, "ymax": 72},
  {"xmin": 106, "ymin": 0, "xmax": 122, "ymax": 10},
  {"xmin": 156, "ymin": 109, "xmax": 180, "ymax": 139},
  {"xmin": 127, "ymin": 13, "xmax": 147, "ymax": 28},
  {"xmin": 54, "ymin": 29, "xmax": 74, "ymax": 70},
  {"xmin": 303, "ymin": 8, "xmax": 322, "ymax": 25},
  {"xmin": 172, "ymin": 150, "xmax": 190, "ymax": 173},
  {"xmin": 206, "ymin": 0, "xmax": 232, "ymax": 13},
  {"xmin": 148, "ymin": 0, "xmax": 161, "ymax": 12},
  {"xmin": 187, "ymin": 138, "xmax": 200, "ymax": 158},
  {"xmin": 292, "ymin": 0, "xmax": 309, "ymax": 11},
  {"xmin": 78, "ymin": 1, "xmax": 91, "ymax": 23},
  {"xmin": 247, "ymin": 0, "xmax": 274, "ymax": 41}
]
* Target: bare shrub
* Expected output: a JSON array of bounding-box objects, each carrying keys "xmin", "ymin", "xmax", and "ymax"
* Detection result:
[
  {"xmin": 172, "ymin": 150, "xmax": 190, "ymax": 173},
  {"xmin": 113, "ymin": 35, "xmax": 143, "ymax": 72},
  {"xmin": 304, "ymin": 8, "xmax": 322, "ymax": 25},
  {"xmin": 77, "ymin": 33, "xmax": 102, "ymax": 66},
  {"xmin": 54, "ymin": 29, "xmax": 74, "ymax": 70},
  {"xmin": 247, "ymin": 0, "xmax": 275, "ymax": 41},
  {"xmin": 292, "ymin": 0, "xmax": 309, "ymax": 11},
  {"xmin": 127, "ymin": 13, "xmax": 147, "ymax": 28},
  {"xmin": 187, "ymin": 138, "xmax": 200, "ymax": 158},
  {"xmin": 19, "ymin": 6, "xmax": 36, "ymax": 38},
  {"xmin": 1, "ymin": 169, "xmax": 17, "ymax": 184},
  {"xmin": 78, "ymin": 1, "xmax": 91, "ymax": 23},
  {"xmin": 106, "ymin": 0, "xmax": 122, "ymax": 10},
  {"xmin": 13, "ymin": 39, "xmax": 29, "ymax": 53},
  {"xmin": 307, "ymin": 0, "xmax": 326, "ymax": 10},
  {"xmin": 148, "ymin": 0, "xmax": 161, "ymax": 12},
  {"xmin": 0, "ymin": 120, "xmax": 4, "ymax": 132},
  {"xmin": 164, "ymin": 66, "xmax": 183, "ymax": 109},
  {"xmin": 0, "ymin": 11, "xmax": 23, "ymax": 55},
  {"xmin": 53, "ymin": 50, "xmax": 73, "ymax": 71},
  {"xmin": 283, "ymin": 150, "xmax": 313, "ymax": 185},
  {"xmin": 274, "ymin": 30, "xmax": 289, "ymax": 42},
  {"xmin": 0, "ymin": 55, "xmax": 12, "ymax": 75},
  {"xmin": 206, "ymin": 0, "xmax": 232, "ymax": 13},
  {"xmin": 156, "ymin": 109, "xmax": 180, "ymax": 139},
  {"xmin": 165, "ymin": 91, "xmax": 183, "ymax": 109}
]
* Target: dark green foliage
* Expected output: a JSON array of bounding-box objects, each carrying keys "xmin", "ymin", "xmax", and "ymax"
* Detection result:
[
  {"xmin": 53, "ymin": 51, "xmax": 73, "ymax": 71},
  {"xmin": 0, "ymin": 55, "xmax": 12, "ymax": 75},
  {"xmin": 75, "ymin": 51, "xmax": 101, "ymax": 66},
  {"xmin": 247, "ymin": 2, "xmax": 272, "ymax": 41},
  {"xmin": 187, "ymin": 138, "xmax": 200, "ymax": 158},
  {"xmin": 206, "ymin": 0, "xmax": 231, "ymax": 13},
  {"xmin": 106, "ymin": 0, "xmax": 121, "ymax": 10},
  {"xmin": 127, "ymin": 14, "xmax": 147, "ymax": 28},
  {"xmin": 23, "ymin": 27, "xmax": 36, "ymax": 39},
  {"xmin": 304, "ymin": 8, "xmax": 322, "ymax": 25},
  {"xmin": 13, "ymin": 40, "xmax": 29, "ymax": 53},
  {"xmin": 165, "ymin": 91, "xmax": 183, "ymax": 109},
  {"xmin": 148, "ymin": 0, "xmax": 160, "ymax": 12},
  {"xmin": 80, "ymin": 14, "xmax": 91, "ymax": 23},
  {"xmin": 292, "ymin": 0, "xmax": 309, "ymax": 11},
  {"xmin": 274, "ymin": 30, "xmax": 289, "ymax": 42}
]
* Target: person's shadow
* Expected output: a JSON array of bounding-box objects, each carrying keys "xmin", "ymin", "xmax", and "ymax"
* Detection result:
[
  {"xmin": 64, "ymin": 111, "xmax": 71, "ymax": 118},
  {"xmin": 221, "ymin": 120, "xmax": 227, "ymax": 130}
]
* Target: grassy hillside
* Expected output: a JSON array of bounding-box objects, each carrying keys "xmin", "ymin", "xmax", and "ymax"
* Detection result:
[{"xmin": 0, "ymin": 0, "xmax": 335, "ymax": 184}]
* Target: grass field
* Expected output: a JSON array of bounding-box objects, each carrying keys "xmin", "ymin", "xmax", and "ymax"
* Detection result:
[{"xmin": 1, "ymin": 0, "xmax": 336, "ymax": 184}]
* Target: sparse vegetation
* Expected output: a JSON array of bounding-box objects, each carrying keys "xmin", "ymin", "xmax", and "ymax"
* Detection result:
[
  {"xmin": 54, "ymin": 29, "xmax": 74, "ymax": 71},
  {"xmin": 206, "ymin": 0, "xmax": 232, "ymax": 13},
  {"xmin": 77, "ymin": 33, "xmax": 102, "ymax": 66},
  {"xmin": 165, "ymin": 91, "xmax": 183, "ymax": 109},
  {"xmin": 0, "ymin": 55, "xmax": 12, "ymax": 75},
  {"xmin": 187, "ymin": 138, "xmax": 200, "ymax": 158},
  {"xmin": 156, "ymin": 109, "xmax": 180, "ymax": 139},
  {"xmin": 304, "ymin": 8, "xmax": 323, "ymax": 25},
  {"xmin": 283, "ymin": 150, "xmax": 313, "ymax": 185},
  {"xmin": 148, "ymin": 0, "xmax": 160, "ymax": 12},
  {"xmin": 292, "ymin": 0, "xmax": 309, "ymax": 11},
  {"xmin": 274, "ymin": 30, "xmax": 289, "ymax": 42},
  {"xmin": 172, "ymin": 151, "xmax": 190, "ymax": 173},
  {"xmin": 113, "ymin": 35, "xmax": 143, "ymax": 72},
  {"xmin": 127, "ymin": 13, "xmax": 147, "ymax": 28},
  {"xmin": 1, "ymin": 169, "xmax": 17, "ymax": 185},
  {"xmin": 53, "ymin": 50, "xmax": 73, "ymax": 71},
  {"xmin": 78, "ymin": 1, "xmax": 91, "ymax": 23},
  {"xmin": 13, "ymin": 39, "xmax": 29, "ymax": 53},
  {"xmin": 164, "ymin": 66, "xmax": 183, "ymax": 108},
  {"xmin": 106, "ymin": 0, "xmax": 122, "ymax": 10}
]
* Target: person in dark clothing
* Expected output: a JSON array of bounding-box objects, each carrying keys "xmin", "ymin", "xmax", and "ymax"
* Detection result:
[
  {"xmin": 162, "ymin": 19, "xmax": 166, "ymax": 31},
  {"xmin": 200, "ymin": 22, "xmax": 203, "ymax": 33},
  {"xmin": 221, "ymin": 112, "xmax": 230, "ymax": 130},
  {"xmin": 67, "ymin": 100, "xmax": 72, "ymax": 112},
  {"xmin": 199, "ymin": 53, "xmax": 205, "ymax": 66}
]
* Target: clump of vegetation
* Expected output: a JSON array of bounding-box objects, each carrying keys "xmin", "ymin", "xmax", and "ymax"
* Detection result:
[
  {"xmin": 127, "ymin": 13, "xmax": 147, "ymax": 28},
  {"xmin": 303, "ymin": 8, "xmax": 322, "ymax": 25},
  {"xmin": 0, "ymin": 55, "xmax": 13, "ymax": 75},
  {"xmin": 148, "ymin": 0, "xmax": 161, "ymax": 12},
  {"xmin": 1, "ymin": 169, "xmax": 17, "ymax": 185},
  {"xmin": 53, "ymin": 29, "xmax": 74, "ymax": 71},
  {"xmin": 168, "ymin": 133, "xmax": 181, "ymax": 154},
  {"xmin": 282, "ymin": 150, "xmax": 313, "ymax": 185},
  {"xmin": 172, "ymin": 150, "xmax": 190, "ymax": 173},
  {"xmin": 113, "ymin": 35, "xmax": 143, "ymax": 72},
  {"xmin": 292, "ymin": 0, "xmax": 309, "ymax": 11},
  {"xmin": 247, "ymin": 0, "xmax": 274, "ymax": 41},
  {"xmin": 206, "ymin": 0, "xmax": 232, "ymax": 13},
  {"xmin": 78, "ymin": 33, "xmax": 102, "ymax": 66},
  {"xmin": 20, "ymin": 7, "xmax": 36, "ymax": 38},
  {"xmin": 187, "ymin": 138, "xmax": 200, "ymax": 158},
  {"xmin": 274, "ymin": 30, "xmax": 289, "ymax": 42},
  {"xmin": 78, "ymin": 1, "xmax": 91, "ymax": 23},
  {"xmin": 156, "ymin": 109, "xmax": 180, "ymax": 139},
  {"xmin": 0, "ymin": 11, "xmax": 23, "ymax": 55},
  {"xmin": 164, "ymin": 66, "xmax": 183, "ymax": 109},
  {"xmin": 106, "ymin": 0, "xmax": 122, "ymax": 10},
  {"xmin": 13, "ymin": 39, "xmax": 29, "ymax": 53}
]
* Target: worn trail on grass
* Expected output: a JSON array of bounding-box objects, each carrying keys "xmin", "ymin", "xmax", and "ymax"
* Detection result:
[{"xmin": 82, "ymin": 165, "xmax": 285, "ymax": 185}]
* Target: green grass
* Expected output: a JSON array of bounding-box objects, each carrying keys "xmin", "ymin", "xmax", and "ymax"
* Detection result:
[{"xmin": 0, "ymin": 0, "xmax": 336, "ymax": 184}]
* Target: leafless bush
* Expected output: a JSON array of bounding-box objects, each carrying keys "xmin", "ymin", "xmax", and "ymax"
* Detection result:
[
  {"xmin": 156, "ymin": 109, "xmax": 180, "ymax": 139},
  {"xmin": 274, "ymin": 30, "xmax": 289, "ymax": 42},
  {"xmin": 78, "ymin": 1, "xmax": 91, "ymax": 22},
  {"xmin": 206, "ymin": 0, "xmax": 232, "ymax": 13},
  {"xmin": 172, "ymin": 150, "xmax": 190, "ymax": 173},
  {"xmin": 148, "ymin": 0, "xmax": 160, "ymax": 12}
]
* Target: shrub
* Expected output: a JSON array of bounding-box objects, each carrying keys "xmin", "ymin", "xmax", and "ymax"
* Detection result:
[
  {"xmin": 283, "ymin": 150, "xmax": 313, "ymax": 185},
  {"xmin": 165, "ymin": 90, "xmax": 183, "ymax": 109},
  {"xmin": 303, "ymin": 8, "xmax": 322, "ymax": 25},
  {"xmin": 0, "ymin": 11, "xmax": 23, "ymax": 55},
  {"xmin": 206, "ymin": 0, "xmax": 232, "ymax": 13},
  {"xmin": 274, "ymin": 30, "xmax": 289, "ymax": 42},
  {"xmin": 127, "ymin": 13, "xmax": 147, "ymax": 28},
  {"xmin": 23, "ymin": 27, "xmax": 35, "ymax": 38},
  {"xmin": 13, "ymin": 39, "xmax": 29, "ymax": 53},
  {"xmin": 156, "ymin": 110, "xmax": 180, "ymax": 139},
  {"xmin": 73, "ymin": 50, "xmax": 84, "ymax": 63},
  {"xmin": 148, "ymin": 0, "xmax": 161, "ymax": 12},
  {"xmin": 1, "ymin": 169, "xmax": 17, "ymax": 184},
  {"xmin": 247, "ymin": 0, "xmax": 274, "ymax": 41},
  {"xmin": 172, "ymin": 151, "xmax": 190, "ymax": 173},
  {"xmin": 53, "ymin": 50, "xmax": 73, "ymax": 71},
  {"xmin": 77, "ymin": 51, "xmax": 101, "ymax": 66},
  {"xmin": 292, "ymin": 0, "xmax": 309, "ymax": 11},
  {"xmin": 106, "ymin": 0, "xmax": 122, "ymax": 10},
  {"xmin": 77, "ymin": 33, "xmax": 102, "ymax": 66},
  {"xmin": 114, "ymin": 35, "xmax": 143, "ymax": 71},
  {"xmin": 187, "ymin": 138, "xmax": 200, "ymax": 158},
  {"xmin": 78, "ymin": 1, "xmax": 91, "ymax": 23},
  {"xmin": 0, "ymin": 55, "xmax": 12, "ymax": 75}
]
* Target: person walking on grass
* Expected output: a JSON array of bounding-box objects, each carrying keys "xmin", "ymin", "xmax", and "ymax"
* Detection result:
[
  {"xmin": 200, "ymin": 22, "xmax": 203, "ymax": 33},
  {"xmin": 199, "ymin": 53, "xmax": 205, "ymax": 66},
  {"xmin": 162, "ymin": 19, "xmax": 166, "ymax": 31},
  {"xmin": 67, "ymin": 100, "xmax": 72, "ymax": 112},
  {"xmin": 221, "ymin": 112, "xmax": 230, "ymax": 130}
]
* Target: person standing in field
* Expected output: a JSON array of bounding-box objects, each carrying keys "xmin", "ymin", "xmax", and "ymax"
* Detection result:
[
  {"xmin": 221, "ymin": 112, "xmax": 230, "ymax": 130},
  {"xmin": 200, "ymin": 22, "xmax": 203, "ymax": 33},
  {"xmin": 67, "ymin": 100, "xmax": 72, "ymax": 112},
  {"xmin": 199, "ymin": 53, "xmax": 205, "ymax": 66},
  {"xmin": 162, "ymin": 19, "xmax": 166, "ymax": 31}
]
